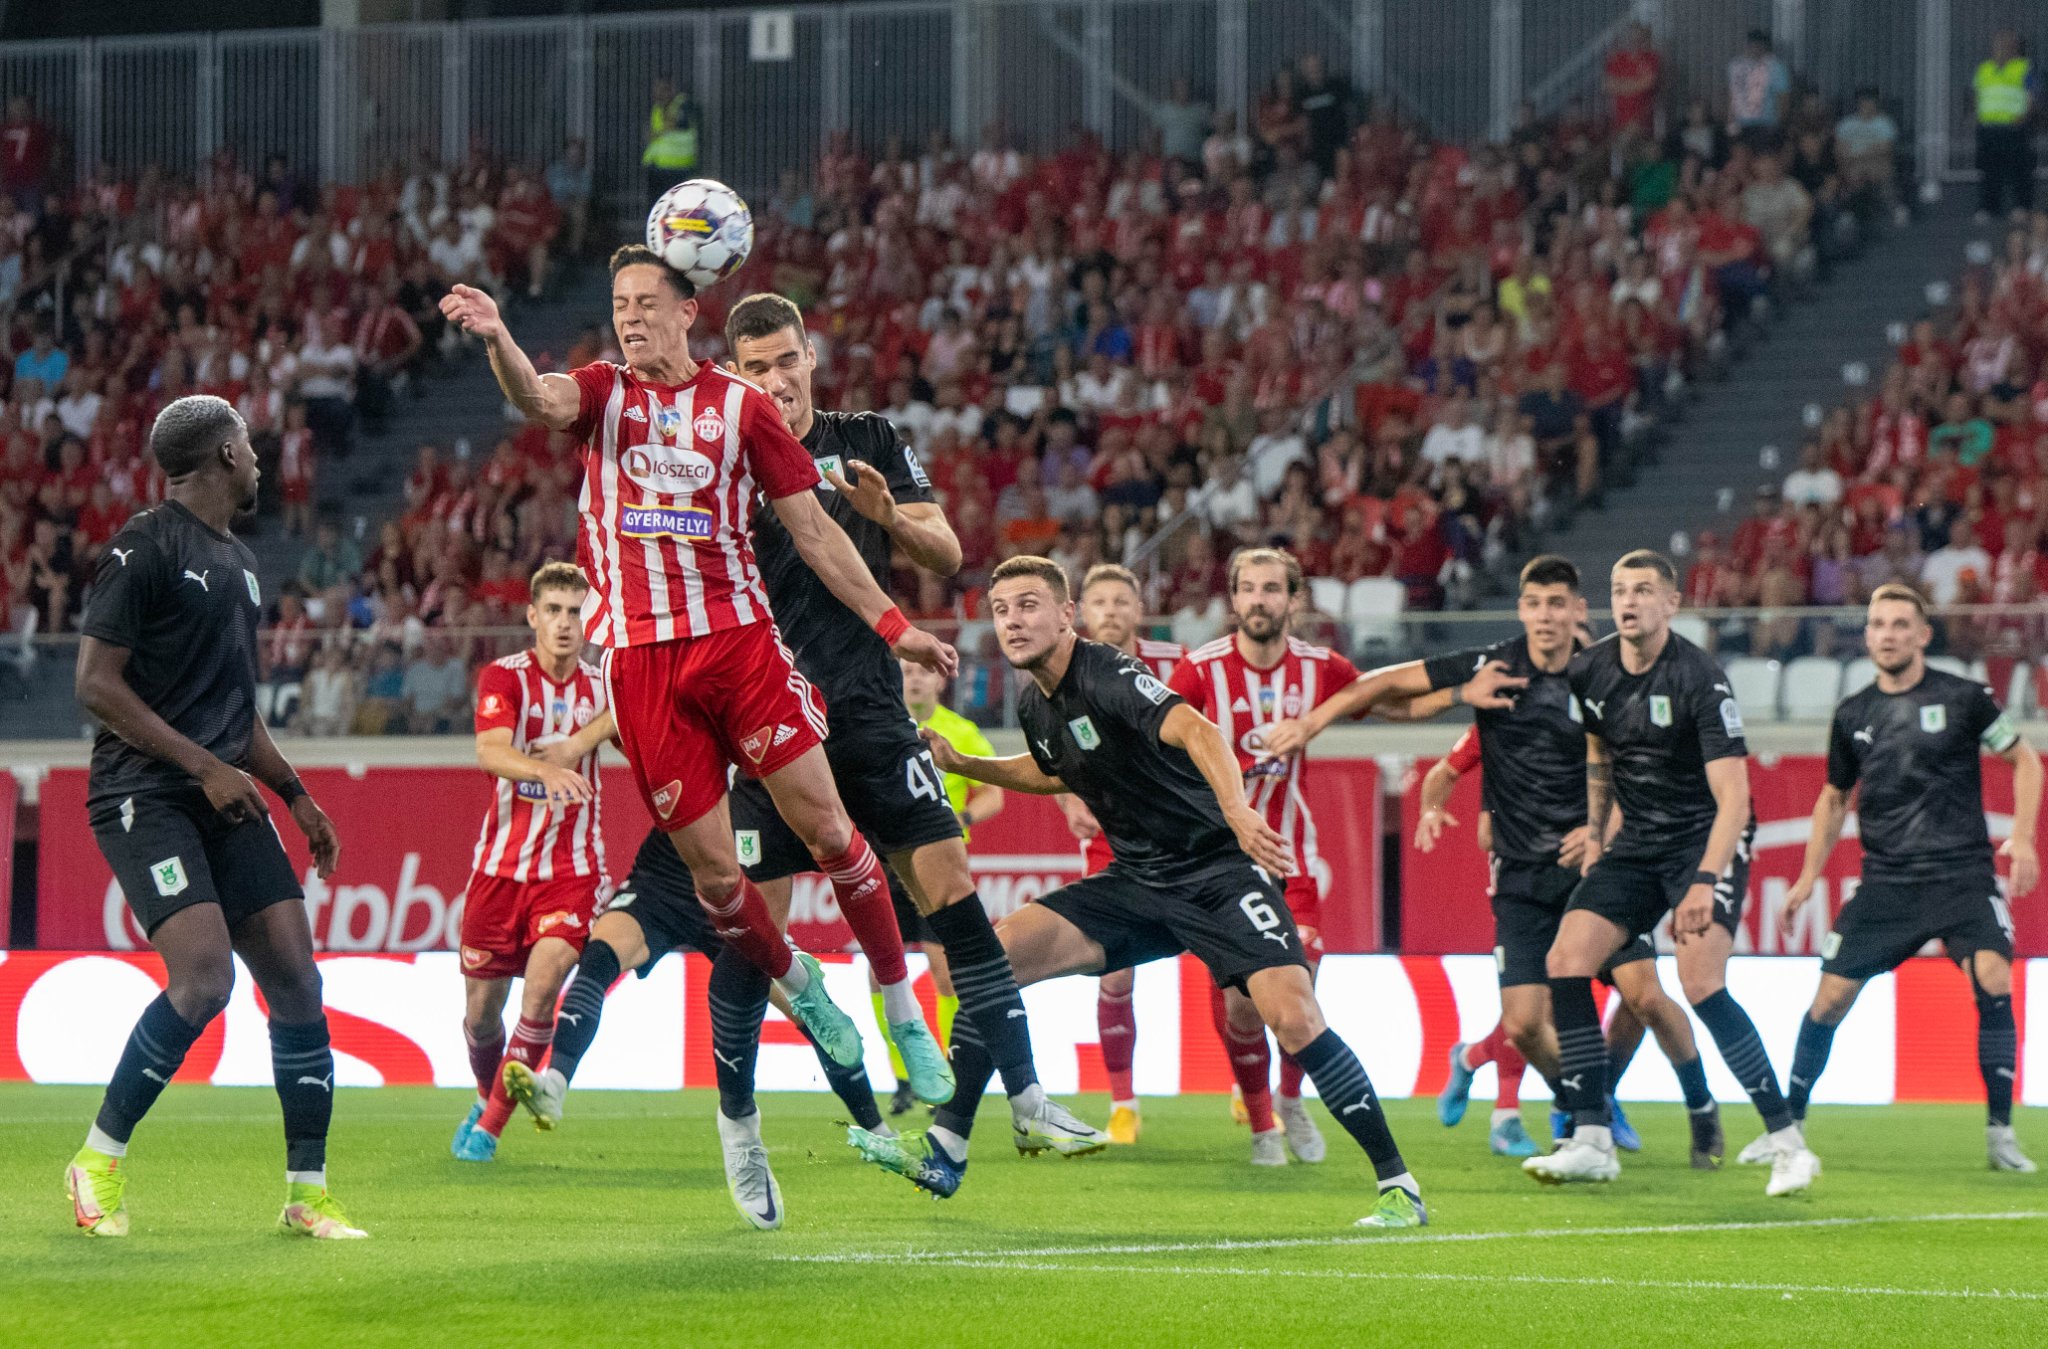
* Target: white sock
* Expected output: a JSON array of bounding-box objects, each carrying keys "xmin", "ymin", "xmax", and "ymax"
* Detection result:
[
  {"xmin": 1577, "ymin": 1124, "xmax": 1614, "ymax": 1150},
  {"xmin": 880, "ymin": 979, "xmax": 919, "ymax": 1025},
  {"xmin": 1490, "ymin": 1108, "xmax": 1519, "ymax": 1127},
  {"xmin": 717, "ymin": 1108, "xmax": 762, "ymax": 1145},
  {"xmin": 1377, "ymin": 1170, "xmax": 1418, "ymax": 1197},
  {"xmin": 1112, "ymin": 1097, "xmax": 1138, "ymax": 1112},
  {"xmin": 1769, "ymin": 1123, "xmax": 1805, "ymax": 1152},
  {"xmin": 1009, "ymin": 1081, "xmax": 1046, "ymax": 1121},
  {"xmin": 1277, "ymin": 1092, "xmax": 1302, "ymax": 1108},
  {"xmin": 773, "ymin": 956, "xmax": 812, "ymax": 998},
  {"xmin": 85, "ymin": 1125, "xmax": 127, "ymax": 1158},
  {"xmin": 286, "ymin": 1169, "xmax": 326, "ymax": 1188},
  {"xmin": 929, "ymin": 1124, "xmax": 968, "ymax": 1160}
]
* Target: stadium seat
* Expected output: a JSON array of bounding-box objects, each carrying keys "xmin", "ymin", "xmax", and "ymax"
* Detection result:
[
  {"xmin": 1842, "ymin": 657, "xmax": 1877, "ymax": 696},
  {"xmin": 1781, "ymin": 657, "xmax": 1844, "ymax": 719},
  {"xmin": 1671, "ymin": 614, "xmax": 1711, "ymax": 649},
  {"xmin": 1172, "ymin": 599, "xmax": 1226, "ymax": 649},
  {"xmin": 1308, "ymin": 576, "xmax": 1347, "ymax": 620},
  {"xmin": 1345, "ymin": 578, "xmax": 1406, "ymax": 651},
  {"xmin": 1723, "ymin": 657, "xmax": 1783, "ymax": 721},
  {"xmin": 2004, "ymin": 662, "xmax": 2035, "ymax": 716}
]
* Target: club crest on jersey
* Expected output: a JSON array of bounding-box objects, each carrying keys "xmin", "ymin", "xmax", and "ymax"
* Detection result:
[
  {"xmin": 815, "ymin": 454, "xmax": 842, "ymax": 491},
  {"xmin": 1257, "ymin": 686, "xmax": 1276, "ymax": 718},
  {"xmin": 621, "ymin": 504, "xmax": 714, "ymax": 539},
  {"xmin": 655, "ymin": 403, "xmax": 684, "ymax": 437},
  {"xmin": 1649, "ymin": 694, "xmax": 1672, "ymax": 727},
  {"xmin": 1068, "ymin": 716, "xmax": 1102, "ymax": 750},
  {"xmin": 622, "ymin": 443, "xmax": 718, "ymax": 497},
  {"xmin": 1921, "ymin": 704, "xmax": 1946, "ymax": 733},
  {"xmin": 736, "ymin": 830, "xmax": 761, "ymax": 865},
  {"xmin": 574, "ymin": 696, "xmax": 595, "ymax": 726},
  {"xmin": 693, "ymin": 406, "xmax": 727, "ymax": 443},
  {"xmin": 151, "ymin": 856, "xmax": 188, "ymax": 897},
  {"xmin": 244, "ymin": 569, "xmax": 261, "ymax": 605}
]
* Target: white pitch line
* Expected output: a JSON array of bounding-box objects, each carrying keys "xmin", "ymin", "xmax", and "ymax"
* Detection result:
[
  {"xmin": 773, "ymin": 1210, "xmax": 2048, "ymax": 1265},
  {"xmin": 908, "ymin": 1260, "xmax": 2048, "ymax": 1303}
]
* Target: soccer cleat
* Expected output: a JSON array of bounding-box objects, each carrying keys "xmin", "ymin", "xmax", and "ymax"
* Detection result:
[
  {"xmin": 1013, "ymin": 1098, "xmax": 1110, "ymax": 1158},
  {"xmin": 1689, "ymin": 1105, "xmax": 1725, "ymax": 1169},
  {"xmin": 1548, "ymin": 1106, "xmax": 1572, "ymax": 1146},
  {"xmin": 1735, "ymin": 1131, "xmax": 1777, "ymax": 1166},
  {"xmin": 716, "ymin": 1112, "xmax": 782, "ymax": 1230},
  {"xmin": 450, "ymin": 1099, "xmax": 484, "ymax": 1156},
  {"xmin": 1523, "ymin": 1134, "xmax": 1621, "ymax": 1185},
  {"xmin": 1988, "ymin": 1125, "xmax": 2037, "ymax": 1173},
  {"xmin": 279, "ymin": 1184, "xmax": 367, "ymax": 1239},
  {"xmin": 1489, "ymin": 1116, "xmax": 1538, "ymax": 1158},
  {"xmin": 1250, "ymin": 1127, "xmax": 1289, "ymax": 1167},
  {"xmin": 452, "ymin": 1125, "xmax": 498, "ymax": 1163},
  {"xmin": 1356, "ymin": 1187, "xmax": 1429, "ymax": 1230},
  {"xmin": 846, "ymin": 1126, "xmax": 965, "ymax": 1199},
  {"xmin": 888, "ymin": 1081, "xmax": 917, "ymax": 1118},
  {"xmin": 1766, "ymin": 1141, "xmax": 1821, "ymax": 1197},
  {"xmin": 1229, "ymin": 1083, "xmax": 1250, "ymax": 1126},
  {"xmin": 784, "ymin": 951, "xmax": 863, "ymax": 1068},
  {"xmin": 1275, "ymin": 1094, "xmax": 1326, "ymax": 1163},
  {"xmin": 1107, "ymin": 1104, "xmax": 1142, "ymax": 1145},
  {"xmin": 1437, "ymin": 1043, "xmax": 1475, "ymax": 1127},
  {"xmin": 65, "ymin": 1147, "xmax": 129, "ymax": 1237},
  {"xmin": 503, "ymin": 1062, "xmax": 564, "ymax": 1132},
  {"xmin": 889, "ymin": 1018, "xmax": 956, "ymax": 1106},
  {"xmin": 1608, "ymin": 1097, "xmax": 1641, "ymax": 1152}
]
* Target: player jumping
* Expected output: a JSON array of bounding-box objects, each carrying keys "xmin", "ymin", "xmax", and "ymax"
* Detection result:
[
  {"xmin": 450, "ymin": 561, "xmax": 609, "ymax": 1163},
  {"xmin": 848, "ymin": 556, "xmax": 1428, "ymax": 1229},
  {"xmin": 66, "ymin": 395, "xmax": 361, "ymax": 1239},
  {"xmin": 1763, "ymin": 583, "xmax": 2039, "ymax": 1173},
  {"xmin": 441, "ymin": 253, "xmax": 956, "ymax": 1100}
]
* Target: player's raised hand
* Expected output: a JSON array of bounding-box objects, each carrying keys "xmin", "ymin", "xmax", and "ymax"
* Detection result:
[
  {"xmin": 199, "ymin": 760, "xmax": 268, "ymax": 825},
  {"xmin": 1226, "ymin": 805, "xmax": 1296, "ymax": 878},
  {"xmin": 1413, "ymin": 805, "xmax": 1458, "ymax": 853},
  {"xmin": 533, "ymin": 762, "xmax": 593, "ymax": 806},
  {"xmin": 1260, "ymin": 717, "xmax": 1311, "ymax": 758},
  {"xmin": 893, "ymin": 625, "xmax": 958, "ymax": 678},
  {"xmin": 918, "ymin": 724, "xmax": 966, "ymax": 775},
  {"xmin": 439, "ymin": 283, "xmax": 504, "ymax": 343},
  {"xmin": 1460, "ymin": 660, "xmax": 1528, "ymax": 710},
  {"xmin": 824, "ymin": 460, "xmax": 899, "ymax": 528},
  {"xmin": 2000, "ymin": 836, "xmax": 2039, "ymax": 897},
  {"xmin": 292, "ymin": 796, "xmax": 342, "ymax": 879}
]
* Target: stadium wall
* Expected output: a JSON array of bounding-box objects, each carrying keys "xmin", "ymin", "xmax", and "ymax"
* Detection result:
[{"xmin": 0, "ymin": 949, "xmax": 2036, "ymax": 1107}]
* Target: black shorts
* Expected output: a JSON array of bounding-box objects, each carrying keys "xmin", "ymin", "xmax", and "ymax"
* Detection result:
[
  {"xmin": 1821, "ymin": 871, "xmax": 2014, "ymax": 980},
  {"xmin": 88, "ymin": 786, "xmax": 303, "ymax": 938},
  {"xmin": 731, "ymin": 714, "xmax": 962, "ymax": 882},
  {"xmin": 598, "ymin": 830, "xmax": 724, "ymax": 977},
  {"xmin": 1566, "ymin": 827, "xmax": 1753, "ymax": 944},
  {"xmin": 1490, "ymin": 855, "xmax": 1654, "ymax": 988},
  {"xmin": 1037, "ymin": 854, "xmax": 1308, "ymax": 991}
]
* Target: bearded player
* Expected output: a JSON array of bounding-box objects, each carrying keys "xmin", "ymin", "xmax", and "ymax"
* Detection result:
[
  {"xmin": 450, "ymin": 561, "xmax": 609, "ymax": 1163},
  {"xmin": 441, "ymin": 254, "xmax": 957, "ymax": 1131}
]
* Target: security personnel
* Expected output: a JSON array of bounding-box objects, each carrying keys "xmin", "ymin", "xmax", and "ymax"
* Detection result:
[
  {"xmin": 1975, "ymin": 30, "xmax": 2040, "ymax": 220},
  {"xmin": 643, "ymin": 77, "xmax": 700, "ymax": 206}
]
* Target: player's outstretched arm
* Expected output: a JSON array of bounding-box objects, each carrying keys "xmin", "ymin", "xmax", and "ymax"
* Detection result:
[
  {"xmin": 771, "ymin": 488, "xmax": 958, "ymax": 676},
  {"xmin": 475, "ymin": 725, "xmax": 591, "ymax": 805},
  {"xmin": 1261, "ymin": 659, "xmax": 1524, "ymax": 757},
  {"xmin": 77, "ymin": 635, "xmax": 267, "ymax": 825},
  {"xmin": 249, "ymin": 718, "xmax": 340, "ymax": 878},
  {"xmin": 1159, "ymin": 703, "xmax": 1295, "ymax": 877},
  {"xmin": 534, "ymin": 709, "xmax": 615, "ymax": 768},
  {"xmin": 439, "ymin": 284, "xmax": 580, "ymax": 430},
  {"xmin": 1413, "ymin": 756, "xmax": 1462, "ymax": 852},
  {"xmin": 919, "ymin": 726, "xmax": 1063, "ymax": 794},
  {"xmin": 1994, "ymin": 735, "xmax": 2041, "ymax": 897},
  {"xmin": 1781, "ymin": 783, "xmax": 1849, "ymax": 936},
  {"xmin": 1677, "ymin": 756, "xmax": 1752, "ymax": 941}
]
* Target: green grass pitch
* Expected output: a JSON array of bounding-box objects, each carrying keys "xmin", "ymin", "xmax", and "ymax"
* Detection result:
[{"xmin": 5, "ymin": 1085, "xmax": 2044, "ymax": 1346}]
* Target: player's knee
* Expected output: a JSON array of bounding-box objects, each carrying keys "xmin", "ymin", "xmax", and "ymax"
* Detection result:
[
  {"xmin": 690, "ymin": 860, "xmax": 744, "ymax": 905},
  {"xmin": 265, "ymin": 964, "xmax": 325, "ymax": 1023},
  {"xmin": 800, "ymin": 813, "xmax": 855, "ymax": 860},
  {"xmin": 1501, "ymin": 1008, "xmax": 1542, "ymax": 1050},
  {"xmin": 1544, "ymin": 946, "xmax": 1594, "ymax": 980},
  {"xmin": 170, "ymin": 963, "xmax": 235, "ymax": 1025},
  {"xmin": 1971, "ymin": 954, "xmax": 2013, "ymax": 999},
  {"xmin": 1679, "ymin": 971, "xmax": 1725, "ymax": 1006},
  {"xmin": 1259, "ymin": 996, "xmax": 1324, "ymax": 1052},
  {"xmin": 1620, "ymin": 982, "xmax": 1673, "ymax": 1023}
]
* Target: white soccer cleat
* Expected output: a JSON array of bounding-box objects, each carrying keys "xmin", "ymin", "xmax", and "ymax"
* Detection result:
[
  {"xmin": 1989, "ymin": 1125, "xmax": 2038, "ymax": 1173},
  {"xmin": 1522, "ymin": 1134, "xmax": 1621, "ymax": 1185},
  {"xmin": 1250, "ymin": 1127, "xmax": 1289, "ymax": 1167},
  {"xmin": 1275, "ymin": 1094, "xmax": 1326, "ymax": 1164},
  {"xmin": 1013, "ymin": 1098, "xmax": 1109, "ymax": 1158},
  {"xmin": 503, "ymin": 1062, "xmax": 565, "ymax": 1131},
  {"xmin": 1736, "ymin": 1131, "xmax": 1777, "ymax": 1165},
  {"xmin": 716, "ymin": 1110, "xmax": 783, "ymax": 1231},
  {"xmin": 1766, "ymin": 1140, "xmax": 1822, "ymax": 1197}
]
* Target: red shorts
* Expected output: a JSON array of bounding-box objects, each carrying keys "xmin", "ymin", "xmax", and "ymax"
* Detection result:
[
  {"xmin": 459, "ymin": 872, "xmax": 600, "ymax": 979},
  {"xmin": 281, "ymin": 477, "xmax": 310, "ymax": 504},
  {"xmin": 1083, "ymin": 833, "xmax": 1114, "ymax": 877},
  {"xmin": 602, "ymin": 622, "xmax": 827, "ymax": 831}
]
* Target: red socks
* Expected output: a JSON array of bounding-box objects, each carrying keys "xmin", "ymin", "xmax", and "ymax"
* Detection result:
[
  {"xmin": 1209, "ymin": 983, "xmax": 1275, "ymax": 1133},
  {"xmin": 1460, "ymin": 1023, "xmax": 1527, "ymax": 1110},
  {"xmin": 464, "ymin": 1022, "xmax": 505, "ymax": 1100},
  {"xmin": 478, "ymin": 1015, "xmax": 553, "ymax": 1138},
  {"xmin": 817, "ymin": 836, "xmax": 908, "ymax": 987},
  {"xmin": 1097, "ymin": 985, "xmax": 1137, "ymax": 1100},
  {"xmin": 696, "ymin": 873, "xmax": 793, "ymax": 979}
]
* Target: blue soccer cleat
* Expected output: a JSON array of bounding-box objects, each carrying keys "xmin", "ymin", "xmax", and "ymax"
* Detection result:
[
  {"xmin": 450, "ymin": 1100, "xmax": 484, "ymax": 1158},
  {"xmin": 846, "ymin": 1126, "xmax": 966, "ymax": 1199},
  {"xmin": 1437, "ymin": 1043, "xmax": 1475, "ymax": 1127},
  {"xmin": 452, "ymin": 1121, "xmax": 498, "ymax": 1163},
  {"xmin": 1609, "ymin": 1096, "xmax": 1641, "ymax": 1152},
  {"xmin": 1489, "ymin": 1116, "xmax": 1539, "ymax": 1157},
  {"xmin": 1550, "ymin": 1106, "xmax": 1572, "ymax": 1146}
]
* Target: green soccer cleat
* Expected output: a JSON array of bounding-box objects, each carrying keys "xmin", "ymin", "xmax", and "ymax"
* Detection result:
[
  {"xmin": 504, "ymin": 1061, "xmax": 564, "ymax": 1131},
  {"xmin": 1356, "ymin": 1187, "xmax": 1429, "ymax": 1229},
  {"xmin": 279, "ymin": 1183, "xmax": 367, "ymax": 1239},
  {"xmin": 846, "ymin": 1125, "xmax": 965, "ymax": 1198},
  {"xmin": 784, "ymin": 952, "xmax": 863, "ymax": 1067},
  {"xmin": 889, "ymin": 1018, "xmax": 956, "ymax": 1106},
  {"xmin": 65, "ymin": 1147, "xmax": 129, "ymax": 1237}
]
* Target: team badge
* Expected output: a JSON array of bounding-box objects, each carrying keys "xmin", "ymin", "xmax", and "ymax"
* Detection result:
[
  {"xmin": 1257, "ymin": 686, "xmax": 1276, "ymax": 718},
  {"xmin": 693, "ymin": 406, "xmax": 727, "ymax": 443},
  {"xmin": 151, "ymin": 856, "xmax": 189, "ymax": 897},
  {"xmin": 903, "ymin": 445, "xmax": 931, "ymax": 489},
  {"xmin": 816, "ymin": 454, "xmax": 842, "ymax": 491},
  {"xmin": 736, "ymin": 830, "xmax": 761, "ymax": 865},
  {"xmin": 244, "ymin": 569, "xmax": 261, "ymax": 605},
  {"xmin": 1921, "ymin": 704, "xmax": 1946, "ymax": 733},
  {"xmin": 1133, "ymin": 673, "xmax": 1170, "ymax": 705},
  {"xmin": 1068, "ymin": 716, "xmax": 1102, "ymax": 751},
  {"xmin": 1719, "ymin": 697, "xmax": 1743, "ymax": 737},
  {"xmin": 655, "ymin": 404, "xmax": 684, "ymax": 438},
  {"xmin": 574, "ymin": 697, "xmax": 595, "ymax": 726},
  {"xmin": 1649, "ymin": 694, "xmax": 1672, "ymax": 727}
]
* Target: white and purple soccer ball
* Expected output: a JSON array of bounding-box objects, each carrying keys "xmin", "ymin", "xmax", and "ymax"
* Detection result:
[{"xmin": 645, "ymin": 178, "xmax": 753, "ymax": 291}]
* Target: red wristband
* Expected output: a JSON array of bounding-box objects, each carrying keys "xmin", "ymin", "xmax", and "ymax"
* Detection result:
[{"xmin": 874, "ymin": 606, "xmax": 911, "ymax": 646}]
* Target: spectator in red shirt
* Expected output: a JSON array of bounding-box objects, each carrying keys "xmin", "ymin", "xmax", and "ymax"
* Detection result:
[
  {"xmin": 0, "ymin": 96, "xmax": 52, "ymax": 213},
  {"xmin": 492, "ymin": 173, "xmax": 561, "ymax": 300},
  {"xmin": 1603, "ymin": 23, "xmax": 1663, "ymax": 137},
  {"xmin": 354, "ymin": 279, "xmax": 424, "ymax": 434}
]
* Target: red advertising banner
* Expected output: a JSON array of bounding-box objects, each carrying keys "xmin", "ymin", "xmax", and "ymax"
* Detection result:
[
  {"xmin": 0, "ymin": 768, "xmax": 16, "ymax": 916},
  {"xmin": 1398, "ymin": 753, "xmax": 2045, "ymax": 958},
  {"xmin": 34, "ymin": 759, "xmax": 1381, "ymax": 953}
]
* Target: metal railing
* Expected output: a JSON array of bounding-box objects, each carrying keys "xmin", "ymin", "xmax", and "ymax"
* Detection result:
[{"xmin": 0, "ymin": 1, "xmax": 2031, "ymax": 224}]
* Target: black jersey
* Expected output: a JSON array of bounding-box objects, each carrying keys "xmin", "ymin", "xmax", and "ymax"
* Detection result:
[
  {"xmin": 1020, "ymin": 638, "xmax": 1238, "ymax": 878},
  {"xmin": 1567, "ymin": 631, "xmax": 1750, "ymax": 864},
  {"xmin": 750, "ymin": 409, "xmax": 935, "ymax": 729},
  {"xmin": 1827, "ymin": 667, "xmax": 2017, "ymax": 883},
  {"xmin": 1423, "ymin": 635, "xmax": 1585, "ymax": 863},
  {"xmin": 80, "ymin": 502, "xmax": 264, "ymax": 806}
]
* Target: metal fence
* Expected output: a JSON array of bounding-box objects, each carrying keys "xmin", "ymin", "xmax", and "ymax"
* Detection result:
[{"xmin": 0, "ymin": 2, "xmax": 2037, "ymax": 222}]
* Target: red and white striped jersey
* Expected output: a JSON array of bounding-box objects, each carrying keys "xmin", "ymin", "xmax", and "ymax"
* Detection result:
[
  {"xmin": 566, "ymin": 360, "xmax": 820, "ymax": 648},
  {"xmin": 1168, "ymin": 635, "xmax": 1362, "ymax": 880},
  {"xmin": 1082, "ymin": 637, "xmax": 1183, "ymax": 873},
  {"xmin": 470, "ymin": 650, "xmax": 609, "ymax": 883}
]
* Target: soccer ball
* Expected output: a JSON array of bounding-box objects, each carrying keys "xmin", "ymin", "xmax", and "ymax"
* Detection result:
[{"xmin": 646, "ymin": 179, "xmax": 753, "ymax": 290}]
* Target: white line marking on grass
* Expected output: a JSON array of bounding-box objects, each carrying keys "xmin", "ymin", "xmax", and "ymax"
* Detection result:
[{"xmin": 775, "ymin": 1210, "xmax": 2048, "ymax": 1265}]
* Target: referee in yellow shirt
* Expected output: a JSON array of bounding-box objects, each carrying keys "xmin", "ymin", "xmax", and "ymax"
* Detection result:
[{"xmin": 871, "ymin": 658, "xmax": 1006, "ymax": 1117}]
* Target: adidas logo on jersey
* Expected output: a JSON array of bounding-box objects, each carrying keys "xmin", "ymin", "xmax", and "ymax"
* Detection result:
[
  {"xmin": 651, "ymin": 780, "xmax": 682, "ymax": 818},
  {"xmin": 624, "ymin": 404, "xmax": 648, "ymax": 422},
  {"xmin": 772, "ymin": 724, "xmax": 798, "ymax": 747},
  {"xmin": 1232, "ymin": 696, "xmax": 1251, "ymax": 713}
]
